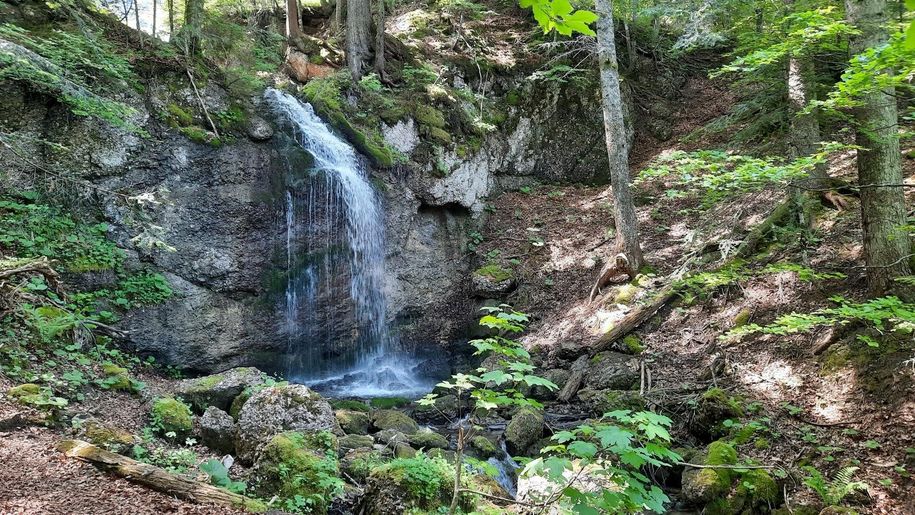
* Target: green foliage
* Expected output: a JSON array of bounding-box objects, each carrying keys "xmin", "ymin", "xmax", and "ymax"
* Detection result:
[
  {"xmin": 0, "ymin": 198, "xmax": 123, "ymax": 272},
  {"xmin": 371, "ymin": 454, "xmax": 454, "ymax": 508},
  {"xmin": 473, "ymin": 264, "xmax": 513, "ymax": 283},
  {"xmin": 369, "ymin": 396, "xmax": 411, "ymax": 409},
  {"xmin": 637, "ymin": 147, "xmax": 842, "ymax": 207},
  {"xmin": 143, "ymin": 444, "xmax": 199, "ymax": 474},
  {"xmin": 200, "ymin": 458, "xmax": 248, "ymax": 494},
  {"xmin": 260, "ymin": 431, "xmax": 343, "ymax": 514},
  {"xmin": 525, "ymin": 410, "xmax": 680, "ymax": 513},
  {"xmin": 7, "ymin": 382, "xmax": 68, "ymax": 410},
  {"xmin": 519, "ymin": 0, "xmax": 599, "ymax": 37},
  {"xmin": 330, "ymin": 399, "xmax": 371, "ymax": 412},
  {"xmin": 802, "ymin": 466, "xmax": 869, "ymax": 507},
  {"xmin": 727, "ymin": 296, "xmax": 915, "ymax": 345}
]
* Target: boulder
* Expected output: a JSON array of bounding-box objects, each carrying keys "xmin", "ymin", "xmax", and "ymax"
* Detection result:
[
  {"xmin": 468, "ymin": 435, "xmax": 497, "ymax": 459},
  {"xmin": 505, "ymin": 407, "xmax": 543, "ymax": 456},
  {"xmin": 471, "ymin": 265, "xmax": 515, "ymax": 297},
  {"xmin": 198, "ymin": 406, "xmax": 236, "ymax": 454},
  {"xmin": 375, "ymin": 429, "xmax": 408, "ymax": 445},
  {"xmin": 255, "ymin": 431, "xmax": 339, "ymax": 513},
  {"xmin": 245, "ymin": 115, "xmax": 273, "ymax": 142},
  {"xmin": 336, "ymin": 409, "xmax": 371, "ymax": 435},
  {"xmin": 576, "ymin": 388, "xmax": 646, "ymax": 417},
  {"xmin": 412, "ymin": 394, "xmax": 459, "ymax": 423},
  {"xmin": 681, "ymin": 440, "xmax": 738, "ymax": 506},
  {"xmin": 689, "ymin": 387, "xmax": 744, "ymax": 441},
  {"xmin": 339, "ymin": 434, "xmax": 375, "ymax": 452},
  {"xmin": 176, "ymin": 367, "xmax": 267, "ymax": 413},
  {"xmin": 584, "ymin": 352, "xmax": 640, "ymax": 390},
  {"xmin": 150, "ymin": 397, "xmax": 194, "ymax": 439},
  {"xmin": 235, "ymin": 384, "xmax": 340, "ymax": 462},
  {"xmin": 371, "ymin": 410, "xmax": 418, "ymax": 434},
  {"xmin": 285, "ymin": 48, "xmax": 336, "ymax": 83},
  {"xmin": 530, "ymin": 369, "xmax": 570, "ymax": 401},
  {"xmin": 361, "ymin": 455, "xmax": 453, "ymax": 514},
  {"xmin": 407, "ymin": 430, "xmax": 450, "ymax": 450}
]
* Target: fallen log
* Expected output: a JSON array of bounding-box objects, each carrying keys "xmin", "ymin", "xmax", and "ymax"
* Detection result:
[
  {"xmin": 57, "ymin": 440, "xmax": 266, "ymax": 513},
  {"xmin": 590, "ymin": 285, "xmax": 679, "ymax": 357}
]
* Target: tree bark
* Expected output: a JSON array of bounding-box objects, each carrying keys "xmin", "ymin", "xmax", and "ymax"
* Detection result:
[
  {"xmin": 152, "ymin": 0, "xmax": 157, "ymax": 39},
  {"xmin": 374, "ymin": 0, "xmax": 385, "ymax": 76},
  {"xmin": 334, "ymin": 0, "xmax": 346, "ymax": 33},
  {"xmin": 58, "ymin": 440, "xmax": 266, "ymax": 512},
  {"xmin": 595, "ymin": 0, "xmax": 644, "ymax": 270},
  {"xmin": 168, "ymin": 0, "xmax": 174, "ymax": 35},
  {"xmin": 134, "ymin": 0, "xmax": 142, "ymax": 48},
  {"xmin": 346, "ymin": 0, "xmax": 372, "ymax": 81},
  {"xmin": 183, "ymin": 0, "xmax": 205, "ymax": 56},
  {"xmin": 286, "ymin": 0, "xmax": 302, "ymax": 38},
  {"xmin": 844, "ymin": 0, "xmax": 912, "ymax": 295}
]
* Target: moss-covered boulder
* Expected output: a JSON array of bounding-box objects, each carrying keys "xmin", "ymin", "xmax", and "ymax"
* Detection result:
[
  {"xmin": 82, "ymin": 419, "xmax": 136, "ymax": 451},
  {"xmin": 584, "ymin": 352, "xmax": 640, "ymax": 390},
  {"xmin": 371, "ymin": 410, "xmax": 418, "ymax": 434},
  {"xmin": 412, "ymin": 394, "xmax": 459, "ymax": 423},
  {"xmin": 362, "ymin": 455, "xmax": 454, "ymax": 514},
  {"xmin": 505, "ymin": 407, "xmax": 544, "ymax": 456},
  {"xmin": 330, "ymin": 399, "xmax": 371, "ymax": 412},
  {"xmin": 469, "ymin": 435, "xmax": 498, "ymax": 459},
  {"xmin": 150, "ymin": 397, "xmax": 194, "ymax": 438},
  {"xmin": 471, "ymin": 264, "xmax": 515, "ymax": 297},
  {"xmin": 341, "ymin": 448, "xmax": 385, "ymax": 483},
  {"xmin": 681, "ymin": 440, "xmax": 739, "ymax": 506},
  {"xmin": 336, "ymin": 409, "xmax": 371, "ymax": 435},
  {"xmin": 198, "ymin": 406, "xmax": 236, "ymax": 454},
  {"xmin": 100, "ymin": 364, "xmax": 134, "ymax": 391},
  {"xmin": 690, "ymin": 388, "xmax": 744, "ymax": 441},
  {"xmin": 176, "ymin": 367, "xmax": 268, "ymax": 413},
  {"xmin": 235, "ymin": 384, "xmax": 340, "ymax": 462},
  {"xmin": 407, "ymin": 430, "xmax": 449, "ymax": 450},
  {"xmin": 255, "ymin": 431, "xmax": 339, "ymax": 513},
  {"xmin": 7, "ymin": 383, "xmax": 41, "ymax": 405},
  {"xmin": 339, "ymin": 434, "xmax": 375, "ymax": 452}
]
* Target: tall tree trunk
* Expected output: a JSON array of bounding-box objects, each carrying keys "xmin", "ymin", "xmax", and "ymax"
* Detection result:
[
  {"xmin": 286, "ymin": 0, "xmax": 302, "ymax": 38},
  {"xmin": 152, "ymin": 0, "xmax": 157, "ymax": 38},
  {"xmin": 346, "ymin": 0, "xmax": 372, "ymax": 80},
  {"xmin": 596, "ymin": 0, "xmax": 644, "ymax": 270},
  {"xmin": 184, "ymin": 0, "xmax": 205, "ymax": 56},
  {"xmin": 334, "ymin": 0, "xmax": 346, "ymax": 33},
  {"xmin": 845, "ymin": 0, "xmax": 911, "ymax": 295},
  {"xmin": 168, "ymin": 0, "xmax": 174, "ymax": 36},
  {"xmin": 134, "ymin": 0, "xmax": 142, "ymax": 45},
  {"xmin": 374, "ymin": 0, "xmax": 385, "ymax": 76},
  {"xmin": 625, "ymin": 0, "xmax": 638, "ymax": 71}
]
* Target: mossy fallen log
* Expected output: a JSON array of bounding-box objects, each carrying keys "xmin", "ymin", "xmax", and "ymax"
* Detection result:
[{"xmin": 57, "ymin": 440, "xmax": 266, "ymax": 513}]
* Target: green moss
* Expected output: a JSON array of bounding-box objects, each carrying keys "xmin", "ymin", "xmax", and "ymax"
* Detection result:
[
  {"xmin": 372, "ymin": 409, "xmax": 419, "ymax": 434},
  {"xmin": 622, "ymin": 334, "xmax": 644, "ymax": 355},
  {"xmin": 505, "ymin": 89, "xmax": 522, "ymax": 106},
  {"xmin": 733, "ymin": 308, "xmax": 751, "ymax": 328},
  {"xmin": 150, "ymin": 397, "xmax": 193, "ymax": 437},
  {"xmin": 100, "ymin": 363, "xmax": 133, "ymax": 391},
  {"xmin": 753, "ymin": 437, "xmax": 770, "ymax": 449},
  {"xmin": 707, "ymin": 440, "xmax": 738, "ymax": 466},
  {"xmin": 731, "ymin": 424, "xmax": 759, "ymax": 445},
  {"xmin": 613, "ymin": 284, "xmax": 640, "ymax": 304},
  {"xmin": 692, "ymin": 468, "xmax": 732, "ymax": 500},
  {"xmin": 469, "ymin": 436, "xmax": 497, "ymax": 458},
  {"xmin": 473, "ymin": 264, "xmax": 512, "ymax": 282},
  {"xmin": 336, "ymin": 409, "xmax": 371, "ymax": 435},
  {"xmin": 413, "ymin": 105, "xmax": 446, "ymax": 128},
  {"xmin": 703, "ymin": 387, "xmax": 745, "ymax": 416},
  {"xmin": 737, "ymin": 469, "xmax": 778, "ymax": 504},
  {"xmin": 370, "ymin": 455, "xmax": 453, "ymax": 509},
  {"xmin": 84, "ymin": 420, "xmax": 135, "ymax": 449},
  {"xmin": 166, "ymin": 103, "xmax": 193, "ymax": 127},
  {"xmin": 8, "ymin": 383, "xmax": 40, "ymax": 399},
  {"xmin": 187, "ymin": 373, "xmax": 224, "ymax": 393},
  {"xmin": 179, "ymin": 125, "xmax": 221, "ymax": 147},
  {"xmin": 408, "ymin": 431, "xmax": 449, "ymax": 450},
  {"xmin": 343, "ymin": 450, "xmax": 385, "ymax": 482},
  {"xmin": 369, "ymin": 397, "xmax": 411, "ymax": 409},
  {"xmin": 425, "ymin": 126, "xmax": 452, "ymax": 145},
  {"xmin": 257, "ymin": 431, "xmax": 339, "ymax": 511}
]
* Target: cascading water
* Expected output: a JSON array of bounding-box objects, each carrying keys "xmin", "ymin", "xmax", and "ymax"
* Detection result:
[{"xmin": 265, "ymin": 88, "xmax": 428, "ymax": 397}]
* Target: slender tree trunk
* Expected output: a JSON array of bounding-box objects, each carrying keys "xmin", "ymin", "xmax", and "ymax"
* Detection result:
[
  {"xmin": 845, "ymin": 0, "xmax": 912, "ymax": 295},
  {"xmin": 625, "ymin": 0, "xmax": 638, "ymax": 71},
  {"xmin": 595, "ymin": 0, "xmax": 644, "ymax": 270},
  {"xmin": 334, "ymin": 0, "xmax": 346, "ymax": 33},
  {"xmin": 168, "ymin": 0, "xmax": 174, "ymax": 36},
  {"xmin": 184, "ymin": 0, "xmax": 204, "ymax": 56},
  {"xmin": 134, "ymin": 0, "xmax": 143, "ymax": 48},
  {"xmin": 374, "ymin": 0, "xmax": 385, "ymax": 76},
  {"xmin": 286, "ymin": 0, "xmax": 302, "ymax": 38},
  {"xmin": 346, "ymin": 0, "xmax": 372, "ymax": 80}
]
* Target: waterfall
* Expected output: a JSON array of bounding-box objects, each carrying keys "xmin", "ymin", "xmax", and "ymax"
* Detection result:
[{"xmin": 265, "ymin": 88, "xmax": 426, "ymax": 397}]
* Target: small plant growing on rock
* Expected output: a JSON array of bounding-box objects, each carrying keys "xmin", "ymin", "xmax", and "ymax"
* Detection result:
[{"xmin": 802, "ymin": 466, "xmax": 869, "ymax": 508}]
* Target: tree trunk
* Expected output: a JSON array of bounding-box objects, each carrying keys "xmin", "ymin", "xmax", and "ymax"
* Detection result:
[
  {"xmin": 134, "ymin": 0, "xmax": 142, "ymax": 48},
  {"xmin": 374, "ymin": 0, "xmax": 385, "ymax": 76},
  {"xmin": 625, "ymin": 0, "xmax": 638, "ymax": 71},
  {"xmin": 845, "ymin": 0, "xmax": 912, "ymax": 295},
  {"xmin": 183, "ymin": 0, "xmax": 205, "ymax": 56},
  {"xmin": 286, "ymin": 0, "xmax": 302, "ymax": 38},
  {"xmin": 168, "ymin": 0, "xmax": 174, "ymax": 35},
  {"xmin": 58, "ymin": 440, "xmax": 266, "ymax": 512},
  {"xmin": 346, "ymin": 0, "xmax": 372, "ymax": 80},
  {"xmin": 152, "ymin": 0, "xmax": 157, "ymax": 38},
  {"xmin": 334, "ymin": 0, "xmax": 346, "ymax": 33},
  {"xmin": 595, "ymin": 0, "xmax": 644, "ymax": 270}
]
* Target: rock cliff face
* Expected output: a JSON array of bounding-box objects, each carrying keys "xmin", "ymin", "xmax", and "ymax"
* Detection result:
[{"xmin": 0, "ymin": 65, "xmax": 632, "ymax": 374}]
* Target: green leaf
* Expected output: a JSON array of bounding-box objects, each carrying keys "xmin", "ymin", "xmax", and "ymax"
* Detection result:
[{"xmin": 567, "ymin": 441, "xmax": 598, "ymax": 459}]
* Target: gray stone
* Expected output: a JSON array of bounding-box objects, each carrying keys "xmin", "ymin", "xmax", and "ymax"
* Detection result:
[
  {"xmin": 176, "ymin": 367, "xmax": 267, "ymax": 413},
  {"xmin": 246, "ymin": 115, "xmax": 273, "ymax": 141},
  {"xmin": 198, "ymin": 406, "xmax": 236, "ymax": 454},
  {"xmin": 339, "ymin": 434, "xmax": 375, "ymax": 452},
  {"xmin": 505, "ymin": 407, "xmax": 543, "ymax": 456},
  {"xmin": 584, "ymin": 352, "xmax": 641, "ymax": 391},
  {"xmin": 371, "ymin": 410, "xmax": 418, "ymax": 434},
  {"xmin": 336, "ymin": 409, "xmax": 371, "ymax": 435},
  {"xmin": 407, "ymin": 430, "xmax": 449, "ymax": 450},
  {"xmin": 235, "ymin": 384, "xmax": 340, "ymax": 462}
]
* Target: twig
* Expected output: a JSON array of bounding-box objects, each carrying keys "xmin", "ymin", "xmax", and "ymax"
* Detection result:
[
  {"xmin": 185, "ymin": 68, "xmax": 221, "ymax": 139},
  {"xmin": 680, "ymin": 462, "xmax": 779, "ymax": 470},
  {"xmin": 457, "ymin": 489, "xmax": 535, "ymax": 507}
]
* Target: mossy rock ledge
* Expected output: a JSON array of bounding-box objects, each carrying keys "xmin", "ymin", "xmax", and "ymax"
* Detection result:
[
  {"xmin": 255, "ymin": 431, "xmax": 339, "ymax": 513},
  {"xmin": 371, "ymin": 409, "xmax": 419, "ymax": 434},
  {"xmin": 471, "ymin": 265, "xmax": 516, "ymax": 297},
  {"xmin": 176, "ymin": 367, "xmax": 268, "ymax": 413}
]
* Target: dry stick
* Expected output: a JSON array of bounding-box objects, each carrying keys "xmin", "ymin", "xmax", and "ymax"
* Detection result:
[
  {"xmin": 457, "ymin": 489, "xmax": 537, "ymax": 507},
  {"xmin": 680, "ymin": 462, "xmax": 780, "ymax": 470},
  {"xmin": 185, "ymin": 68, "xmax": 221, "ymax": 139}
]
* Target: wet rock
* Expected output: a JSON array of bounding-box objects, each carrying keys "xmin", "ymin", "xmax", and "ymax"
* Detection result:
[
  {"xmin": 576, "ymin": 388, "xmax": 646, "ymax": 417},
  {"xmin": 245, "ymin": 115, "xmax": 273, "ymax": 141},
  {"xmin": 198, "ymin": 406, "xmax": 236, "ymax": 454},
  {"xmin": 371, "ymin": 409, "xmax": 418, "ymax": 434},
  {"xmin": 468, "ymin": 435, "xmax": 497, "ymax": 459},
  {"xmin": 176, "ymin": 367, "xmax": 268, "ymax": 413},
  {"xmin": 505, "ymin": 407, "xmax": 543, "ymax": 456},
  {"xmin": 336, "ymin": 409, "xmax": 371, "ymax": 435},
  {"xmin": 235, "ymin": 384, "xmax": 339, "ymax": 462},
  {"xmin": 584, "ymin": 352, "xmax": 640, "ymax": 390}
]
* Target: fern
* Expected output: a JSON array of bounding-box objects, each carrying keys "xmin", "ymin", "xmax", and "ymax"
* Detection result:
[{"xmin": 802, "ymin": 466, "xmax": 869, "ymax": 506}]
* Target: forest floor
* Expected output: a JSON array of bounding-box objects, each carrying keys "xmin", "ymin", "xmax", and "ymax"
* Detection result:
[{"xmin": 476, "ymin": 76, "xmax": 915, "ymax": 513}]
